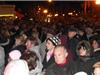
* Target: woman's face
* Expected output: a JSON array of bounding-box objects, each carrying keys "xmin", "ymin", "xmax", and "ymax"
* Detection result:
[
  {"xmin": 79, "ymin": 46, "xmax": 87, "ymax": 56},
  {"xmin": 92, "ymin": 40, "xmax": 99, "ymax": 49},
  {"xmin": 46, "ymin": 40, "xmax": 55, "ymax": 51},
  {"xmin": 94, "ymin": 68, "xmax": 100, "ymax": 75}
]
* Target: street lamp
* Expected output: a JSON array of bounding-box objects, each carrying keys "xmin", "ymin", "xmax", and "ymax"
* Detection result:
[{"xmin": 96, "ymin": 0, "xmax": 100, "ymax": 4}]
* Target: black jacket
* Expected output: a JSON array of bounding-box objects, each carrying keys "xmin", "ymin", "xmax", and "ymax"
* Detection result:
[
  {"xmin": 75, "ymin": 57, "xmax": 96, "ymax": 75},
  {"xmin": 45, "ymin": 59, "xmax": 77, "ymax": 75},
  {"xmin": 42, "ymin": 54, "xmax": 55, "ymax": 70}
]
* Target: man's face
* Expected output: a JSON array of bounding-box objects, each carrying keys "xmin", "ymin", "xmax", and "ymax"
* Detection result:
[
  {"xmin": 68, "ymin": 31, "xmax": 76, "ymax": 38},
  {"xmin": 54, "ymin": 47, "xmax": 68, "ymax": 64}
]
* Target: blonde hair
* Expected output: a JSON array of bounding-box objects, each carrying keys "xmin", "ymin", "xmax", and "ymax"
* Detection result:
[{"xmin": 93, "ymin": 61, "xmax": 100, "ymax": 68}]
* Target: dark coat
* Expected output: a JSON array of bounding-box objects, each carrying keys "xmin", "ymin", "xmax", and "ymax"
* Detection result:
[
  {"xmin": 42, "ymin": 54, "xmax": 55, "ymax": 70},
  {"xmin": 45, "ymin": 60, "xmax": 77, "ymax": 75},
  {"xmin": 75, "ymin": 57, "xmax": 96, "ymax": 75}
]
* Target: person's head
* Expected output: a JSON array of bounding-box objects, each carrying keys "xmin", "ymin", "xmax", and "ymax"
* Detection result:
[
  {"xmin": 90, "ymin": 35, "xmax": 100, "ymax": 50},
  {"xmin": 15, "ymin": 34, "xmax": 27, "ymax": 45},
  {"xmin": 46, "ymin": 36, "xmax": 61, "ymax": 51},
  {"xmin": 85, "ymin": 27, "xmax": 93, "ymax": 35},
  {"xmin": 8, "ymin": 50, "xmax": 21, "ymax": 62},
  {"xmin": 25, "ymin": 36, "xmax": 39, "ymax": 49},
  {"xmin": 74, "ymin": 71, "xmax": 88, "ymax": 75},
  {"xmin": 54, "ymin": 45, "xmax": 68, "ymax": 64},
  {"xmin": 78, "ymin": 28, "xmax": 85, "ymax": 36},
  {"xmin": 76, "ymin": 40, "xmax": 93, "ymax": 57},
  {"xmin": 4, "ymin": 60, "xmax": 29, "ymax": 75},
  {"xmin": 68, "ymin": 27, "xmax": 77, "ymax": 39},
  {"xmin": 93, "ymin": 61, "xmax": 100, "ymax": 75},
  {"xmin": 21, "ymin": 51, "xmax": 38, "ymax": 71}
]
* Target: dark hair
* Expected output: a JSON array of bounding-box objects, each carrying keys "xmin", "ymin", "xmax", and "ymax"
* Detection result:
[
  {"xmin": 21, "ymin": 51, "xmax": 39, "ymax": 70},
  {"xmin": 90, "ymin": 35, "xmax": 100, "ymax": 48},
  {"xmin": 26, "ymin": 36, "xmax": 39, "ymax": 46},
  {"xmin": 76, "ymin": 40, "xmax": 93, "ymax": 56}
]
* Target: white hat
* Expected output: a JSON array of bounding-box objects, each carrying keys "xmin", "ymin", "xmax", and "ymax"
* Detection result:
[
  {"xmin": 4, "ymin": 60, "xmax": 29, "ymax": 75},
  {"xmin": 74, "ymin": 71, "xmax": 88, "ymax": 75},
  {"xmin": 9, "ymin": 50, "xmax": 21, "ymax": 60}
]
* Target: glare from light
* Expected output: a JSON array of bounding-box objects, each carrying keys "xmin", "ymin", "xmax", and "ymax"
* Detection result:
[
  {"xmin": 0, "ymin": 14, "xmax": 14, "ymax": 17},
  {"xmin": 76, "ymin": 14, "xmax": 78, "ymax": 16},
  {"xmin": 73, "ymin": 10, "xmax": 75, "ymax": 12},
  {"xmin": 68, "ymin": 12, "xmax": 73, "ymax": 15},
  {"xmin": 43, "ymin": 9, "xmax": 48, "ymax": 14},
  {"xmin": 29, "ymin": 18, "xmax": 33, "ymax": 21},
  {"xmin": 48, "ymin": 0, "xmax": 52, "ymax": 3},
  {"xmin": 15, "ymin": 16, "xmax": 18, "ymax": 19},
  {"xmin": 48, "ymin": 18, "xmax": 50, "ymax": 22},
  {"xmin": 47, "ymin": 14, "xmax": 52, "ymax": 17},
  {"xmin": 38, "ymin": 8, "xmax": 41, "ymax": 10},
  {"xmin": 54, "ymin": 14, "xmax": 58, "ymax": 16},
  {"xmin": 96, "ymin": 0, "xmax": 100, "ymax": 4},
  {"xmin": 62, "ymin": 14, "xmax": 65, "ymax": 16}
]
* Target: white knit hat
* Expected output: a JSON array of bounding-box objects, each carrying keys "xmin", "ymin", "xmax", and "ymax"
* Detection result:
[
  {"xmin": 9, "ymin": 50, "xmax": 21, "ymax": 60},
  {"xmin": 4, "ymin": 60, "xmax": 29, "ymax": 75},
  {"xmin": 74, "ymin": 71, "xmax": 88, "ymax": 75}
]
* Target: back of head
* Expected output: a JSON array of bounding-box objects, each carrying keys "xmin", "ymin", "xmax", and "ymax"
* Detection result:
[
  {"xmin": 4, "ymin": 60, "xmax": 29, "ymax": 75},
  {"xmin": 21, "ymin": 51, "xmax": 38, "ymax": 70}
]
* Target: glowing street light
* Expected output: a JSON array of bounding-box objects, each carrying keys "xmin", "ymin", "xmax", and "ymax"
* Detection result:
[
  {"xmin": 54, "ymin": 14, "xmax": 58, "ymax": 16},
  {"xmin": 48, "ymin": 0, "xmax": 52, "ymax": 3},
  {"xmin": 96, "ymin": 0, "xmax": 100, "ymax": 4},
  {"xmin": 43, "ymin": 9, "xmax": 48, "ymax": 14},
  {"xmin": 68, "ymin": 12, "xmax": 73, "ymax": 16}
]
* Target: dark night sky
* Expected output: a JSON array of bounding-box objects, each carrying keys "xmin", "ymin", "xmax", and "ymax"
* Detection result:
[{"xmin": 2, "ymin": 1, "xmax": 83, "ymax": 14}]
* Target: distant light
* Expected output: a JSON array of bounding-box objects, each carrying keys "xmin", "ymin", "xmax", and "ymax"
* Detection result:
[
  {"xmin": 62, "ymin": 14, "xmax": 65, "ymax": 16},
  {"xmin": 15, "ymin": 16, "xmax": 18, "ymax": 19},
  {"xmin": 0, "ymin": 14, "xmax": 14, "ymax": 17},
  {"xmin": 48, "ymin": 18, "xmax": 50, "ymax": 22},
  {"xmin": 54, "ymin": 14, "xmax": 58, "ymax": 16},
  {"xmin": 73, "ymin": 10, "xmax": 75, "ymax": 12},
  {"xmin": 76, "ymin": 14, "xmax": 78, "ymax": 16},
  {"xmin": 29, "ymin": 18, "xmax": 33, "ymax": 21},
  {"xmin": 96, "ymin": 0, "xmax": 100, "ymax": 4},
  {"xmin": 47, "ymin": 14, "xmax": 52, "ymax": 17},
  {"xmin": 48, "ymin": 0, "xmax": 52, "ymax": 3},
  {"xmin": 43, "ymin": 9, "xmax": 48, "ymax": 14},
  {"xmin": 38, "ymin": 8, "xmax": 41, "ymax": 10},
  {"xmin": 68, "ymin": 12, "xmax": 73, "ymax": 15}
]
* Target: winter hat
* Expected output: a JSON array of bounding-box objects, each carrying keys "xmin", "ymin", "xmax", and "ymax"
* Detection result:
[
  {"xmin": 4, "ymin": 60, "xmax": 29, "ymax": 75},
  {"xmin": 9, "ymin": 50, "xmax": 21, "ymax": 60},
  {"xmin": 74, "ymin": 71, "xmax": 88, "ymax": 75},
  {"xmin": 47, "ymin": 36, "xmax": 61, "ymax": 46}
]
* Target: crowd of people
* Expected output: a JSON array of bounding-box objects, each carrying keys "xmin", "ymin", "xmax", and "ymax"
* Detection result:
[{"xmin": 0, "ymin": 16, "xmax": 99, "ymax": 75}]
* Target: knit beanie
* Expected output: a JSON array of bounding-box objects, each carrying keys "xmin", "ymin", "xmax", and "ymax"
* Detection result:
[{"xmin": 47, "ymin": 36, "xmax": 61, "ymax": 46}]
